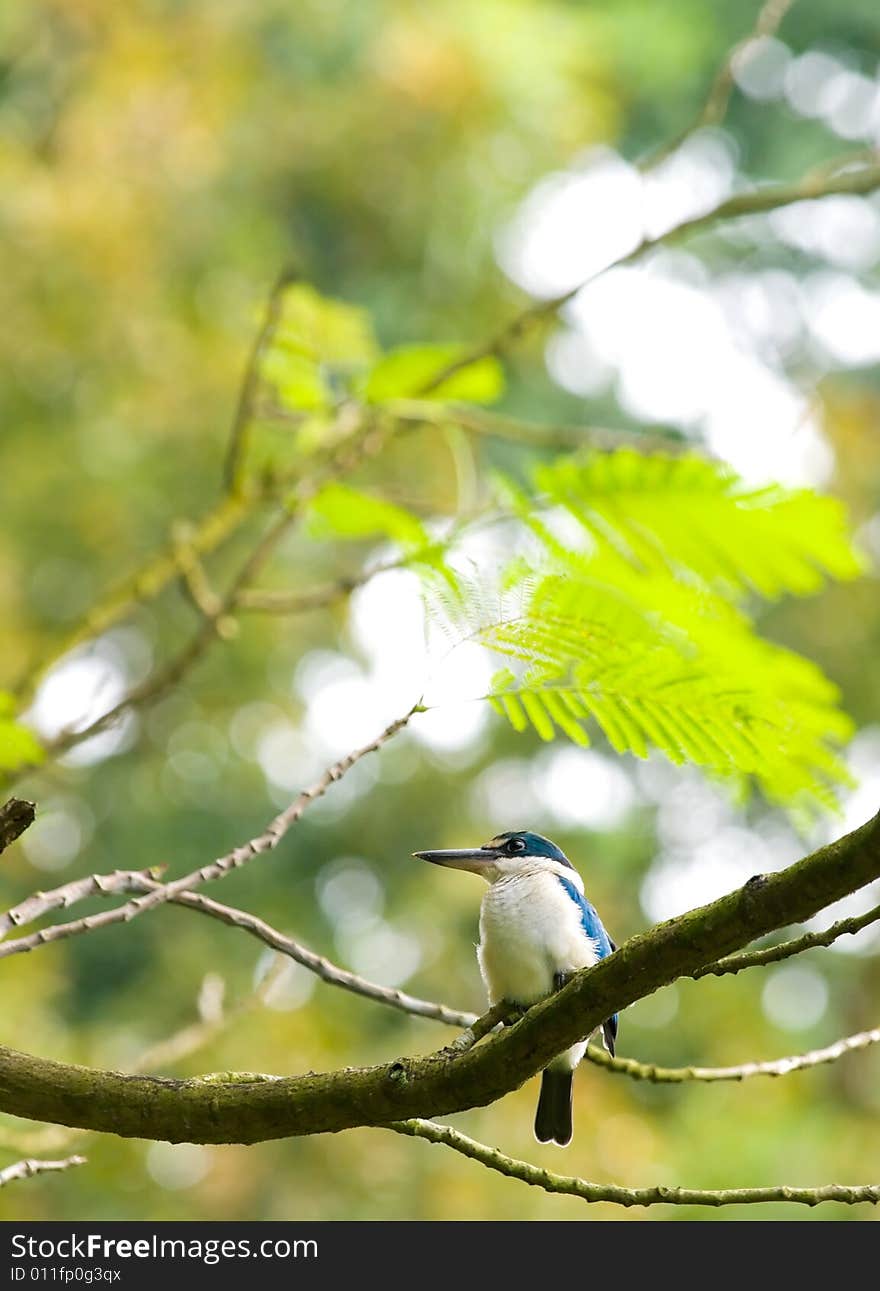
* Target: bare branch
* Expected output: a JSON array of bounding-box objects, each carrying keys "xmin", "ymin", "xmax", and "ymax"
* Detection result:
[
  {"xmin": 585, "ymin": 1026, "xmax": 880, "ymax": 1083},
  {"xmin": 0, "ymin": 857, "xmax": 476, "ymax": 1031},
  {"xmin": 697, "ymin": 0, "xmax": 797, "ymax": 127},
  {"xmin": 389, "ymin": 1118, "xmax": 879, "ymax": 1208},
  {"xmin": 422, "ymin": 160, "xmax": 880, "ymax": 396},
  {"xmin": 237, "ymin": 578, "xmax": 363, "ymax": 616},
  {"xmin": 30, "ymin": 412, "xmax": 403, "ymax": 771},
  {"xmin": 223, "ymin": 268, "xmax": 297, "ymax": 496},
  {"xmin": 170, "ymin": 523, "xmax": 232, "ymax": 630},
  {"xmin": 0, "ymin": 798, "xmax": 35, "ymax": 855},
  {"xmin": 442, "ymin": 1002, "xmax": 512, "ymax": 1054},
  {"xmin": 384, "ymin": 400, "xmax": 689, "ymax": 455},
  {"xmin": 642, "ymin": 0, "xmax": 798, "ymax": 167},
  {"xmin": 0, "ymin": 1154, "xmax": 87, "ymax": 1189},
  {"xmin": 11, "ymin": 495, "xmax": 250, "ymax": 710},
  {"xmin": 694, "ymin": 902, "xmax": 880, "ymax": 977},
  {"xmin": 43, "ymin": 506, "xmax": 300, "ymax": 758},
  {"xmin": 1, "ymin": 707, "xmax": 417, "ymax": 960},
  {"xmin": 237, "ymin": 553, "xmax": 405, "ymax": 616},
  {"xmin": 0, "ymin": 866, "xmax": 165, "ymax": 939},
  {"xmin": 14, "ymin": 267, "xmax": 302, "ymax": 707}
]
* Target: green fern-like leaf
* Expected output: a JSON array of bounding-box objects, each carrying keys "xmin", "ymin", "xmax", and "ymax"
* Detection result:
[
  {"xmin": 499, "ymin": 449, "xmax": 864, "ymax": 600},
  {"xmin": 480, "ymin": 576, "xmax": 853, "ymax": 814},
  {"xmin": 425, "ymin": 526, "xmax": 856, "ymax": 816}
]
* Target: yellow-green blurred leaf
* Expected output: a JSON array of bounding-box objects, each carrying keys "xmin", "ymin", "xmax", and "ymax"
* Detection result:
[
  {"xmin": 364, "ymin": 344, "xmax": 504, "ymax": 404},
  {"xmin": 306, "ymin": 482, "xmax": 428, "ymax": 551},
  {"xmin": 273, "ymin": 284, "xmax": 379, "ymax": 369},
  {"xmin": 0, "ymin": 693, "xmax": 44, "ymax": 774},
  {"xmin": 261, "ymin": 285, "xmax": 380, "ymax": 413},
  {"xmin": 260, "ymin": 349, "xmax": 328, "ymax": 411}
]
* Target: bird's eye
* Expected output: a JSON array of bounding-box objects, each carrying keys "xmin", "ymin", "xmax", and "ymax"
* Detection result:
[{"xmin": 507, "ymin": 838, "xmax": 526, "ymax": 854}]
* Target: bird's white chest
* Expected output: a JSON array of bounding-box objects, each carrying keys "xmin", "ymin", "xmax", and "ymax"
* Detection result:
[{"xmin": 477, "ymin": 871, "xmax": 599, "ymax": 1007}]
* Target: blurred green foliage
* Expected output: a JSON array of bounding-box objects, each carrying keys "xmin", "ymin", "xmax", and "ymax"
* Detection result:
[{"xmin": 3, "ymin": 0, "xmax": 880, "ymax": 1223}]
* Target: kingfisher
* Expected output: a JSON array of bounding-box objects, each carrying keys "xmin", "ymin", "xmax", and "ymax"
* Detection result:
[{"xmin": 414, "ymin": 829, "xmax": 617, "ymax": 1146}]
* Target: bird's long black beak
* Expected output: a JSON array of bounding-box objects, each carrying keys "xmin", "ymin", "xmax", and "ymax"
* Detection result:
[{"xmin": 413, "ymin": 847, "xmax": 496, "ymax": 872}]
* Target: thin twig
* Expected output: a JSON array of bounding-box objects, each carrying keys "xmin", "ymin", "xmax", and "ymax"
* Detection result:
[
  {"xmin": 641, "ymin": 0, "xmax": 798, "ymax": 168},
  {"xmin": 237, "ymin": 553, "xmax": 405, "ymax": 616},
  {"xmin": 694, "ymin": 902, "xmax": 880, "ymax": 977},
  {"xmin": 8, "ymin": 863, "xmax": 876, "ymax": 1089},
  {"xmin": 1, "ymin": 814, "xmax": 879, "ymax": 1142},
  {"xmin": 0, "ymin": 1154, "xmax": 87, "ymax": 1189},
  {"xmin": 223, "ymin": 268, "xmax": 297, "ymax": 495},
  {"xmin": 421, "ymin": 161, "xmax": 880, "ymax": 396},
  {"xmin": 44, "ymin": 505, "xmax": 298, "ymax": 756},
  {"xmin": 585, "ymin": 1026, "xmax": 880, "ymax": 1083},
  {"xmin": 0, "ymin": 859, "xmax": 477, "ymax": 1029},
  {"xmin": 170, "ymin": 524, "xmax": 230, "ymax": 628},
  {"xmin": 38, "ymin": 412, "xmax": 402, "ymax": 765},
  {"xmin": 389, "ymin": 1118, "xmax": 880, "ymax": 1208},
  {"xmin": 0, "ymin": 866, "xmax": 165, "ymax": 939},
  {"xmin": 1, "ymin": 707, "xmax": 418, "ymax": 957},
  {"xmin": 442, "ymin": 1002, "xmax": 516, "ymax": 1054},
  {"xmin": 11, "ymin": 495, "xmax": 250, "ymax": 708},
  {"xmin": 237, "ymin": 577, "xmax": 363, "ymax": 615},
  {"xmin": 384, "ymin": 400, "xmax": 689, "ymax": 454}
]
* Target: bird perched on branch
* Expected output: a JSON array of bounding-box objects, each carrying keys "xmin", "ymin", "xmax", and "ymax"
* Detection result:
[{"xmin": 414, "ymin": 829, "xmax": 617, "ymax": 1146}]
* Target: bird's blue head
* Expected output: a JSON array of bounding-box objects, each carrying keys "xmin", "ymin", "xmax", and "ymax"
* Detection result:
[{"xmin": 414, "ymin": 829, "xmax": 577, "ymax": 884}]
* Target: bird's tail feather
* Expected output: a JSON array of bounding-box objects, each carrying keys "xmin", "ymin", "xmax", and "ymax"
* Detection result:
[{"xmin": 534, "ymin": 1070, "xmax": 573, "ymax": 1146}]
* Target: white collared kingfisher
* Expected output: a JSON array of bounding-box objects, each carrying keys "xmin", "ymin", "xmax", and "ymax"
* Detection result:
[{"xmin": 414, "ymin": 829, "xmax": 618, "ymax": 1146}]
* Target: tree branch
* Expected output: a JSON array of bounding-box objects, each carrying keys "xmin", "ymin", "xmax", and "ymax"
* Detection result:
[
  {"xmin": 11, "ymin": 495, "xmax": 250, "ymax": 710},
  {"xmin": 32, "ymin": 411, "xmax": 402, "ymax": 769},
  {"xmin": 0, "ymin": 798, "xmax": 35, "ymax": 855},
  {"xmin": 693, "ymin": 902, "xmax": 880, "ymax": 977},
  {"xmin": 42, "ymin": 505, "xmax": 300, "ymax": 758},
  {"xmin": 641, "ymin": 0, "xmax": 798, "ymax": 168},
  {"xmin": 0, "ymin": 863, "xmax": 476, "ymax": 1029},
  {"xmin": 0, "ymin": 1154, "xmax": 87, "ymax": 1189},
  {"xmin": 0, "ymin": 866, "xmax": 165, "ymax": 939},
  {"xmin": 585, "ymin": 1026, "xmax": 880, "ymax": 1083},
  {"xmin": 423, "ymin": 160, "xmax": 880, "ymax": 395},
  {"xmin": 692, "ymin": 0, "xmax": 797, "ymax": 128},
  {"xmin": 1, "ymin": 707, "xmax": 417, "ymax": 962},
  {"xmin": 389, "ymin": 1118, "xmax": 879, "ymax": 1208},
  {"xmin": 170, "ymin": 524, "xmax": 231, "ymax": 629},
  {"xmin": 236, "ymin": 552, "xmax": 408, "ymax": 616},
  {"xmin": 223, "ymin": 268, "xmax": 297, "ymax": 496},
  {"xmin": 384, "ymin": 401, "xmax": 689, "ymax": 455},
  {"xmin": 0, "ymin": 812, "xmax": 878, "ymax": 1144}
]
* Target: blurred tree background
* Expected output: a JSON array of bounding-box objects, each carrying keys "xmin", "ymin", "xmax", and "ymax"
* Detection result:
[{"xmin": 2, "ymin": 0, "xmax": 880, "ymax": 1220}]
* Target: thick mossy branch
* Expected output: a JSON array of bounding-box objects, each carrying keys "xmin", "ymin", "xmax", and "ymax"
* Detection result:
[{"xmin": 0, "ymin": 811, "xmax": 878, "ymax": 1145}]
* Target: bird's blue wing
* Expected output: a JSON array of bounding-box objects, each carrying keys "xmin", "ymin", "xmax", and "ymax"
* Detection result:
[
  {"xmin": 556, "ymin": 876, "xmax": 618, "ymax": 1055},
  {"xmin": 556, "ymin": 877, "xmax": 615, "ymax": 959}
]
